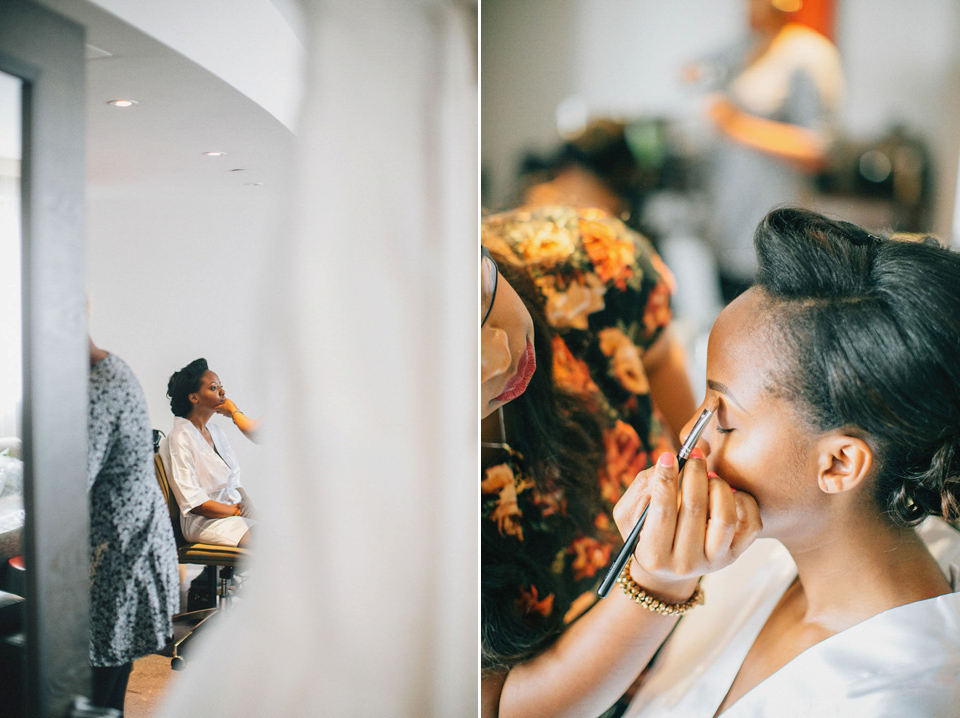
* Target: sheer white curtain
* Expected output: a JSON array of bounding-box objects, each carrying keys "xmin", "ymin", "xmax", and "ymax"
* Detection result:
[{"xmin": 156, "ymin": 1, "xmax": 477, "ymax": 715}]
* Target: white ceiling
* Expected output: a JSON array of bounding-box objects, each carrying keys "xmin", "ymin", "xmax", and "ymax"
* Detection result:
[{"xmin": 31, "ymin": 0, "xmax": 301, "ymax": 200}]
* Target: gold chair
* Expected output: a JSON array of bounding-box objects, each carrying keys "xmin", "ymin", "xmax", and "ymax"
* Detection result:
[{"xmin": 153, "ymin": 441, "xmax": 249, "ymax": 670}]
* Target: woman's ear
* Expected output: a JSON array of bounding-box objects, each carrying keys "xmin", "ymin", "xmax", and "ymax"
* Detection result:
[
  {"xmin": 816, "ymin": 433, "xmax": 873, "ymax": 494},
  {"xmin": 188, "ymin": 392, "xmax": 200, "ymax": 406}
]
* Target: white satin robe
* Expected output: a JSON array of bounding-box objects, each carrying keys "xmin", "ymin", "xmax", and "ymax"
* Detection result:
[{"xmin": 625, "ymin": 518, "xmax": 960, "ymax": 718}]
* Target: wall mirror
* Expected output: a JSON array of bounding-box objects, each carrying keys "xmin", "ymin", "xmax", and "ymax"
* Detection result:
[
  {"xmin": 0, "ymin": 70, "xmax": 23, "ymax": 560},
  {"xmin": 1, "ymin": 1, "xmax": 89, "ymax": 714}
]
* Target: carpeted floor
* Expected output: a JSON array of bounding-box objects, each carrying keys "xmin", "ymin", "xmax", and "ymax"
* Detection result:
[
  {"xmin": 124, "ymin": 654, "xmax": 180, "ymax": 718},
  {"xmin": 123, "ymin": 565, "xmax": 214, "ymax": 717}
]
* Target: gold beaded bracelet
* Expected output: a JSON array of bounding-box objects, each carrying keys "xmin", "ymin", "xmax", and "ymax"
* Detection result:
[{"xmin": 617, "ymin": 557, "xmax": 704, "ymax": 615}]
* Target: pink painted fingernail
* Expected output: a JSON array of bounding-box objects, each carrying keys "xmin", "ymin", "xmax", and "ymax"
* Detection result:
[
  {"xmin": 707, "ymin": 470, "xmax": 719, "ymax": 480},
  {"xmin": 658, "ymin": 452, "xmax": 675, "ymax": 468},
  {"xmin": 690, "ymin": 447, "xmax": 704, "ymax": 460}
]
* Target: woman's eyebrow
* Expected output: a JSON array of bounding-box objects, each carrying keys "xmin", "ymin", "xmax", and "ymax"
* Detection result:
[{"xmin": 707, "ymin": 379, "xmax": 748, "ymax": 413}]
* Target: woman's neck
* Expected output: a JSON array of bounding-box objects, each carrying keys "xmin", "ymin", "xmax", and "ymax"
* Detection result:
[
  {"xmin": 786, "ymin": 513, "xmax": 950, "ymax": 630},
  {"xmin": 187, "ymin": 411, "xmax": 211, "ymax": 433}
]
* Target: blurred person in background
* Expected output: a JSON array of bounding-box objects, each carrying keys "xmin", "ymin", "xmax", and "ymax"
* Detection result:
[
  {"xmin": 685, "ymin": 0, "xmax": 844, "ymax": 302},
  {"xmin": 515, "ymin": 118, "xmax": 682, "ymax": 245}
]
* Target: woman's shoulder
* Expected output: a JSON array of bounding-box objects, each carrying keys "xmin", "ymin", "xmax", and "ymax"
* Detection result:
[
  {"xmin": 90, "ymin": 353, "xmax": 149, "ymax": 409},
  {"xmin": 90, "ymin": 352, "xmax": 130, "ymax": 384},
  {"xmin": 166, "ymin": 417, "xmax": 197, "ymax": 445}
]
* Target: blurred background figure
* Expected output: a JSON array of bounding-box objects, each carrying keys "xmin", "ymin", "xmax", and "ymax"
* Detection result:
[
  {"xmin": 483, "ymin": 0, "xmax": 952, "ymax": 403},
  {"xmin": 516, "ymin": 118, "xmax": 680, "ymax": 237},
  {"xmin": 684, "ymin": 0, "xmax": 844, "ymax": 302}
]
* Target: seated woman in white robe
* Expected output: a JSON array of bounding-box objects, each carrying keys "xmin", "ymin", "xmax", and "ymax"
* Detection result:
[
  {"xmin": 485, "ymin": 207, "xmax": 960, "ymax": 718},
  {"xmin": 609, "ymin": 208, "xmax": 960, "ymax": 717},
  {"xmin": 163, "ymin": 358, "xmax": 257, "ymax": 548}
]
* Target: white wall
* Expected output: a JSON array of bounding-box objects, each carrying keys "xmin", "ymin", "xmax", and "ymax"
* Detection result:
[
  {"xmin": 85, "ymin": 184, "xmax": 288, "ymax": 472},
  {"xmin": 481, "ymin": 0, "xmax": 960, "ymax": 238},
  {"xmin": 62, "ymin": 0, "xmax": 298, "ymax": 472}
]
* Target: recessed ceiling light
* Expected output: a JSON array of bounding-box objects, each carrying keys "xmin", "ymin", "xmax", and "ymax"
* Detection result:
[
  {"xmin": 107, "ymin": 99, "xmax": 137, "ymax": 107},
  {"xmin": 202, "ymin": 151, "xmax": 227, "ymax": 157}
]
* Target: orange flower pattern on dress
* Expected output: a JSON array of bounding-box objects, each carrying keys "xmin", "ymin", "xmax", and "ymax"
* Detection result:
[
  {"xmin": 604, "ymin": 420, "xmax": 649, "ymax": 498},
  {"xmin": 552, "ymin": 336, "xmax": 599, "ymax": 395},
  {"xmin": 597, "ymin": 327, "xmax": 650, "ymax": 395},
  {"xmin": 579, "ymin": 218, "xmax": 635, "ymax": 290},
  {"xmin": 538, "ymin": 271, "xmax": 606, "ymax": 330},
  {"xmin": 643, "ymin": 280, "xmax": 672, "ymax": 338},
  {"xmin": 481, "ymin": 463, "xmax": 533, "ymax": 540},
  {"xmin": 516, "ymin": 584, "xmax": 555, "ymax": 620},
  {"xmin": 569, "ymin": 536, "xmax": 613, "ymax": 581}
]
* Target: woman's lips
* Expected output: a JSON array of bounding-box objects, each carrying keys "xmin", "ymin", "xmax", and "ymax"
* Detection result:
[{"xmin": 493, "ymin": 339, "xmax": 536, "ymax": 403}]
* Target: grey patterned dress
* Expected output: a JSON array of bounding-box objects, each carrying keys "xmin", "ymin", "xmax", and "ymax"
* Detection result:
[{"xmin": 88, "ymin": 353, "xmax": 179, "ymax": 666}]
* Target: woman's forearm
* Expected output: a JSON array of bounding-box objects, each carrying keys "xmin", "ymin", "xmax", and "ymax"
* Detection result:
[
  {"xmin": 720, "ymin": 109, "xmax": 825, "ymax": 168},
  {"xmin": 489, "ymin": 577, "xmax": 695, "ymax": 718},
  {"xmin": 190, "ymin": 500, "xmax": 241, "ymax": 519}
]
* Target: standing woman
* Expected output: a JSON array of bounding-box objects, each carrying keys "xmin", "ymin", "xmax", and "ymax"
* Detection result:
[
  {"xmin": 164, "ymin": 359, "xmax": 256, "ymax": 548},
  {"xmin": 87, "ymin": 337, "xmax": 179, "ymax": 714},
  {"xmin": 689, "ymin": 0, "xmax": 844, "ymax": 301}
]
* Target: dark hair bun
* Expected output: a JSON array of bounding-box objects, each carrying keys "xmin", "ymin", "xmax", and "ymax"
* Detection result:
[
  {"xmin": 754, "ymin": 207, "xmax": 960, "ymax": 525},
  {"xmin": 166, "ymin": 358, "xmax": 208, "ymax": 418}
]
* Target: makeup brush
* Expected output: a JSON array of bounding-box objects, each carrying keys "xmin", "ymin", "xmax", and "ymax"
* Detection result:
[{"xmin": 597, "ymin": 407, "xmax": 715, "ymax": 598}]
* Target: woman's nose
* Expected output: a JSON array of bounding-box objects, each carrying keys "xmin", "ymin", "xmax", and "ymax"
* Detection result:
[{"xmin": 481, "ymin": 326, "xmax": 511, "ymax": 382}]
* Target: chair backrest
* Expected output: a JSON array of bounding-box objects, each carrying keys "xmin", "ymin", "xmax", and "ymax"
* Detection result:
[{"xmin": 153, "ymin": 439, "xmax": 187, "ymax": 548}]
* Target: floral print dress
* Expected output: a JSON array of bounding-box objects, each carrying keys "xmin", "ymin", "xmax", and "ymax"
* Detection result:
[
  {"xmin": 88, "ymin": 353, "xmax": 180, "ymax": 666},
  {"xmin": 481, "ymin": 207, "xmax": 677, "ymax": 694}
]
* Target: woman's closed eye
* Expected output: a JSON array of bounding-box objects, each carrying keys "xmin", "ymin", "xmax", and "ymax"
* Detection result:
[{"xmin": 716, "ymin": 423, "xmax": 734, "ymax": 435}]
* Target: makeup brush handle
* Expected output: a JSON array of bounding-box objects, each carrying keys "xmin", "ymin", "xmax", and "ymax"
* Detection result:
[
  {"xmin": 598, "ymin": 503, "xmax": 649, "ymax": 597},
  {"xmin": 598, "ymin": 454, "xmax": 694, "ymax": 598}
]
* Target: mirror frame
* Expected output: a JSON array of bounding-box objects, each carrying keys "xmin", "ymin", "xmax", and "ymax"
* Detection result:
[{"xmin": 0, "ymin": 1, "xmax": 88, "ymax": 715}]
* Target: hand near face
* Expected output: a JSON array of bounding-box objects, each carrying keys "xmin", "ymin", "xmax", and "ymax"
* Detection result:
[
  {"xmin": 612, "ymin": 451, "xmax": 761, "ymax": 598},
  {"xmin": 215, "ymin": 397, "xmax": 238, "ymax": 417}
]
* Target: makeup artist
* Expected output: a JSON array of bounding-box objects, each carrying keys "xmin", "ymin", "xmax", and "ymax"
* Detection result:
[{"xmin": 481, "ymin": 205, "xmax": 761, "ymax": 718}]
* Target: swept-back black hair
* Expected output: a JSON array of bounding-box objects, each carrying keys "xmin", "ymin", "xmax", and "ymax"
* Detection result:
[
  {"xmin": 753, "ymin": 207, "xmax": 960, "ymax": 525},
  {"xmin": 481, "ymin": 256, "xmax": 606, "ymax": 672},
  {"xmin": 166, "ymin": 358, "xmax": 209, "ymax": 418}
]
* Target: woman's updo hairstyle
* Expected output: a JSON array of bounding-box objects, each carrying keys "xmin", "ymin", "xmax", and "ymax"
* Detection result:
[
  {"xmin": 167, "ymin": 358, "xmax": 209, "ymax": 418},
  {"xmin": 753, "ymin": 207, "xmax": 960, "ymax": 526}
]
